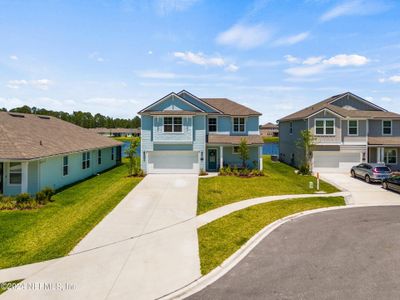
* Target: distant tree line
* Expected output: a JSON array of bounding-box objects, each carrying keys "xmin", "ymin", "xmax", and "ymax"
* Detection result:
[{"xmin": 0, "ymin": 105, "xmax": 140, "ymax": 129}]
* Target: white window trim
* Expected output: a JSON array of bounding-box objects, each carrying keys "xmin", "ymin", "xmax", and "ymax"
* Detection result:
[
  {"xmin": 314, "ymin": 118, "xmax": 336, "ymax": 136},
  {"xmin": 232, "ymin": 146, "xmax": 240, "ymax": 154},
  {"xmin": 289, "ymin": 122, "xmax": 293, "ymax": 135},
  {"xmin": 382, "ymin": 120, "xmax": 392, "ymax": 136},
  {"xmin": 208, "ymin": 117, "xmax": 218, "ymax": 133},
  {"xmin": 62, "ymin": 156, "xmax": 69, "ymax": 177},
  {"xmin": 348, "ymin": 120, "xmax": 359, "ymax": 136},
  {"xmin": 82, "ymin": 152, "xmax": 91, "ymax": 170},
  {"xmin": 232, "ymin": 117, "xmax": 246, "ymax": 133},
  {"xmin": 384, "ymin": 148, "xmax": 397, "ymax": 165},
  {"xmin": 98, "ymin": 150, "xmax": 102, "ymax": 165},
  {"xmin": 8, "ymin": 162, "xmax": 22, "ymax": 186},
  {"xmin": 162, "ymin": 116, "xmax": 185, "ymax": 134}
]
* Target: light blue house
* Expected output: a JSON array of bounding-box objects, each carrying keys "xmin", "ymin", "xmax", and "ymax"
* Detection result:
[
  {"xmin": 138, "ymin": 90, "xmax": 263, "ymax": 174},
  {"xmin": 0, "ymin": 112, "xmax": 122, "ymax": 196}
]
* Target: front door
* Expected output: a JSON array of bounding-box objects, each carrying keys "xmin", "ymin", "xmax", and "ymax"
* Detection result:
[
  {"xmin": 208, "ymin": 149, "xmax": 217, "ymax": 170},
  {"xmin": 0, "ymin": 163, "xmax": 3, "ymax": 195}
]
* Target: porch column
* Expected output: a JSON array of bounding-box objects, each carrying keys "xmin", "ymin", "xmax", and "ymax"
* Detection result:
[
  {"xmin": 259, "ymin": 146, "xmax": 263, "ymax": 171},
  {"xmin": 21, "ymin": 162, "xmax": 28, "ymax": 193},
  {"xmin": 377, "ymin": 147, "xmax": 381, "ymax": 163},
  {"xmin": 381, "ymin": 147, "xmax": 385, "ymax": 163},
  {"xmin": 219, "ymin": 146, "xmax": 223, "ymax": 169}
]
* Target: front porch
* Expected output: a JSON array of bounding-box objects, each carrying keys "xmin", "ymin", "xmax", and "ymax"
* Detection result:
[
  {"xmin": 368, "ymin": 146, "xmax": 400, "ymax": 171},
  {"xmin": 205, "ymin": 145, "xmax": 263, "ymax": 172}
]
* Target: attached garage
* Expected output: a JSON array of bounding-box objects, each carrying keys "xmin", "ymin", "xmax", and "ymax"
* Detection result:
[
  {"xmin": 313, "ymin": 151, "xmax": 361, "ymax": 173},
  {"xmin": 147, "ymin": 151, "xmax": 199, "ymax": 174}
]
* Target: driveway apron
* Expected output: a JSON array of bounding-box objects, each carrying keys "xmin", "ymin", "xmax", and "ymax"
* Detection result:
[
  {"xmin": 1, "ymin": 174, "xmax": 201, "ymax": 300},
  {"xmin": 320, "ymin": 173, "xmax": 400, "ymax": 205}
]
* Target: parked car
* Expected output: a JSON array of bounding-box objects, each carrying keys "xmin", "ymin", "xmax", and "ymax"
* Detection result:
[
  {"xmin": 382, "ymin": 176, "xmax": 400, "ymax": 193},
  {"xmin": 350, "ymin": 163, "xmax": 392, "ymax": 183}
]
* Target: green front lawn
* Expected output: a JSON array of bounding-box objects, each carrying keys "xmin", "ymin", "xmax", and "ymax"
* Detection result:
[
  {"xmin": 198, "ymin": 196, "xmax": 345, "ymax": 274},
  {"xmin": 0, "ymin": 161, "xmax": 142, "ymax": 269},
  {"xmin": 0, "ymin": 280, "xmax": 23, "ymax": 295},
  {"xmin": 198, "ymin": 155, "xmax": 339, "ymax": 214},
  {"xmin": 263, "ymin": 136, "xmax": 279, "ymax": 143}
]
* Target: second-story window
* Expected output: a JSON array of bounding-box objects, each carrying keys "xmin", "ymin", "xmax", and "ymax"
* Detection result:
[
  {"xmin": 233, "ymin": 117, "xmax": 245, "ymax": 132},
  {"xmin": 348, "ymin": 120, "xmax": 358, "ymax": 135},
  {"xmin": 315, "ymin": 119, "xmax": 335, "ymax": 135},
  {"xmin": 208, "ymin": 118, "xmax": 217, "ymax": 132},
  {"xmin": 163, "ymin": 117, "xmax": 182, "ymax": 133},
  {"xmin": 289, "ymin": 122, "xmax": 293, "ymax": 135},
  {"xmin": 383, "ymin": 120, "xmax": 392, "ymax": 135}
]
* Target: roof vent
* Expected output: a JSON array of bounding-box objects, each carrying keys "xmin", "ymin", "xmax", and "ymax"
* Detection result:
[
  {"xmin": 38, "ymin": 115, "xmax": 50, "ymax": 120},
  {"xmin": 8, "ymin": 113, "xmax": 25, "ymax": 118}
]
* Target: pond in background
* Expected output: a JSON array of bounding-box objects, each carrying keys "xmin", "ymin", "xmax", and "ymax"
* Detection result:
[
  {"xmin": 122, "ymin": 141, "xmax": 278, "ymax": 157},
  {"xmin": 263, "ymin": 143, "xmax": 279, "ymax": 156}
]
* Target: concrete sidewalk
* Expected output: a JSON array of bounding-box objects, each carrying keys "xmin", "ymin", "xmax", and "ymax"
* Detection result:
[{"xmin": 1, "ymin": 175, "xmax": 201, "ymax": 300}]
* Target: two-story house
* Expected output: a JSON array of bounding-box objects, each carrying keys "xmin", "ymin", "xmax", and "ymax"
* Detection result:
[
  {"xmin": 278, "ymin": 92, "xmax": 400, "ymax": 173},
  {"xmin": 138, "ymin": 90, "xmax": 263, "ymax": 174}
]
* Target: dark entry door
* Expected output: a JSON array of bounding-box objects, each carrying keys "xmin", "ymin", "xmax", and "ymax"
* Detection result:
[
  {"xmin": 0, "ymin": 163, "xmax": 3, "ymax": 195},
  {"xmin": 208, "ymin": 149, "xmax": 217, "ymax": 170}
]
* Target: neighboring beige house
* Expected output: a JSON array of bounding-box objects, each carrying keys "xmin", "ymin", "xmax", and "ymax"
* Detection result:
[
  {"xmin": 278, "ymin": 92, "xmax": 400, "ymax": 173},
  {"xmin": 260, "ymin": 122, "xmax": 279, "ymax": 137}
]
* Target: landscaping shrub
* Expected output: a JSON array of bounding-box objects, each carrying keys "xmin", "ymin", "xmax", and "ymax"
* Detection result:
[
  {"xmin": 15, "ymin": 193, "xmax": 31, "ymax": 204},
  {"xmin": 218, "ymin": 166, "xmax": 265, "ymax": 178},
  {"xmin": 199, "ymin": 169, "xmax": 208, "ymax": 176},
  {"xmin": 298, "ymin": 164, "xmax": 311, "ymax": 175},
  {"xmin": 41, "ymin": 187, "xmax": 55, "ymax": 202},
  {"xmin": 0, "ymin": 196, "xmax": 15, "ymax": 210}
]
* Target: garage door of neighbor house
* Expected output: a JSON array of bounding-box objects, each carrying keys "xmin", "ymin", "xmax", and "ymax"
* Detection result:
[
  {"xmin": 147, "ymin": 151, "xmax": 199, "ymax": 174},
  {"xmin": 313, "ymin": 151, "xmax": 361, "ymax": 173}
]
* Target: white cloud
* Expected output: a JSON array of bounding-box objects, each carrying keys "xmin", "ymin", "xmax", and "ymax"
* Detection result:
[
  {"xmin": 148, "ymin": 50, "xmax": 153, "ymax": 55},
  {"xmin": 284, "ymin": 55, "xmax": 300, "ymax": 63},
  {"xmin": 285, "ymin": 64, "xmax": 327, "ymax": 77},
  {"xmin": 89, "ymin": 52, "xmax": 104, "ymax": 62},
  {"xmin": 273, "ymin": 32, "xmax": 310, "ymax": 46},
  {"xmin": 388, "ymin": 75, "xmax": 400, "ymax": 83},
  {"xmin": 154, "ymin": 0, "xmax": 199, "ymax": 15},
  {"xmin": 320, "ymin": 0, "xmax": 390, "ymax": 22},
  {"xmin": 9, "ymin": 55, "xmax": 18, "ymax": 61},
  {"xmin": 216, "ymin": 23, "xmax": 271, "ymax": 49},
  {"xmin": 303, "ymin": 56, "xmax": 325, "ymax": 65},
  {"xmin": 174, "ymin": 51, "xmax": 225, "ymax": 66},
  {"xmin": 381, "ymin": 97, "xmax": 392, "ymax": 102},
  {"xmin": 225, "ymin": 64, "xmax": 239, "ymax": 72},
  {"xmin": 284, "ymin": 54, "xmax": 369, "ymax": 77},
  {"xmin": 6, "ymin": 79, "xmax": 52, "ymax": 90},
  {"xmin": 322, "ymin": 54, "xmax": 369, "ymax": 66}
]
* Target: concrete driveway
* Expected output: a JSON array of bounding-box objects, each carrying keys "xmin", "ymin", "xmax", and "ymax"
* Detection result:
[
  {"xmin": 2, "ymin": 174, "xmax": 200, "ymax": 300},
  {"xmin": 189, "ymin": 206, "xmax": 400, "ymax": 300},
  {"xmin": 320, "ymin": 173, "xmax": 400, "ymax": 205}
]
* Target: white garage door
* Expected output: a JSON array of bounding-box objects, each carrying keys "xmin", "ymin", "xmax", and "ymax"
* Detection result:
[
  {"xmin": 313, "ymin": 151, "xmax": 361, "ymax": 173},
  {"xmin": 147, "ymin": 151, "xmax": 199, "ymax": 174}
]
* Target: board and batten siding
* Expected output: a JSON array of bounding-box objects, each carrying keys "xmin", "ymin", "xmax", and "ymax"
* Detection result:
[{"xmin": 279, "ymin": 119, "xmax": 307, "ymax": 168}]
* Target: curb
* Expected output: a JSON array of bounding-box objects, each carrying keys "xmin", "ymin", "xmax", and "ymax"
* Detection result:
[{"xmin": 159, "ymin": 204, "xmax": 377, "ymax": 300}]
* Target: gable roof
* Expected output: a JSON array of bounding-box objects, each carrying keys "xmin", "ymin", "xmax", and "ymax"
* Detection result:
[
  {"xmin": 0, "ymin": 112, "xmax": 121, "ymax": 160},
  {"xmin": 139, "ymin": 91, "xmax": 262, "ymax": 117},
  {"xmin": 279, "ymin": 92, "xmax": 398, "ymax": 121},
  {"xmin": 138, "ymin": 92, "xmax": 205, "ymax": 114},
  {"xmin": 201, "ymin": 98, "xmax": 262, "ymax": 116}
]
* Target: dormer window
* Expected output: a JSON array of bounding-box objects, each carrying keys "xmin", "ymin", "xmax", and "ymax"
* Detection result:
[
  {"xmin": 383, "ymin": 120, "xmax": 392, "ymax": 135},
  {"xmin": 233, "ymin": 117, "xmax": 245, "ymax": 132}
]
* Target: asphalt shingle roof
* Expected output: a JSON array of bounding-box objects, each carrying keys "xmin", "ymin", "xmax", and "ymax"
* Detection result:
[{"xmin": 0, "ymin": 112, "xmax": 122, "ymax": 160}]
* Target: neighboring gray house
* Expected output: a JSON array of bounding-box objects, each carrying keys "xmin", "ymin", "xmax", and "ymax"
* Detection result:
[
  {"xmin": 278, "ymin": 92, "xmax": 400, "ymax": 173},
  {"xmin": 0, "ymin": 112, "xmax": 122, "ymax": 196},
  {"xmin": 138, "ymin": 90, "xmax": 263, "ymax": 174}
]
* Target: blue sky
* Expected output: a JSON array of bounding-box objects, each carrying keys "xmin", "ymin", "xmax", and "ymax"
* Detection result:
[{"xmin": 0, "ymin": 0, "xmax": 399, "ymax": 123}]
